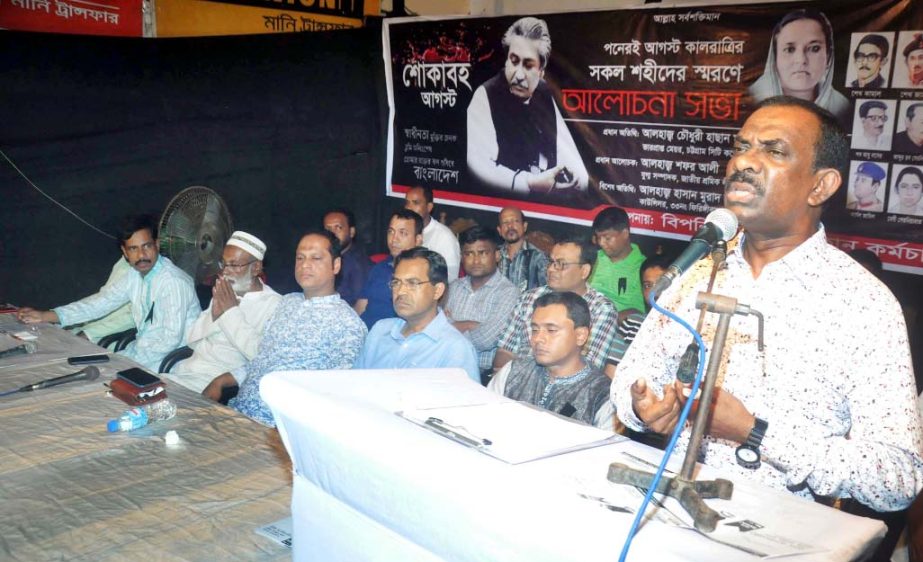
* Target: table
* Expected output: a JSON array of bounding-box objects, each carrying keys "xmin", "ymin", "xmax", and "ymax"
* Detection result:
[
  {"xmin": 0, "ymin": 314, "xmax": 293, "ymax": 561},
  {"xmin": 262, "ymin": 368, "xmax": 887, "ymax": 562}
]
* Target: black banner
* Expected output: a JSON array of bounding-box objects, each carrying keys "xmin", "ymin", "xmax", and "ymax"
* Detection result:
[{"xmin": 383, "ymin": 1, "xmax": 923, "ymax": 274}]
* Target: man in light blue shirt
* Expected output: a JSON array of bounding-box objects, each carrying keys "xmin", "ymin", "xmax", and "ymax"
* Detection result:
[
  {"xmin": 18, "ymin": 214, "xmax": 200, "ymax": 372},
  {"xmin": 355, "ymin": 247, "xmax": 480, "ymax": 382}
]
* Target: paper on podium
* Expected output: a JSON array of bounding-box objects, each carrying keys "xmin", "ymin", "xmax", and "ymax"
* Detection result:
[{"xmin": 399, "ymin": 401, "xmax": 624, "ymax": 464}]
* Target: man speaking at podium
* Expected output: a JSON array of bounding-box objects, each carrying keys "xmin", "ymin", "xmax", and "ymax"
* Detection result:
[{"xmin": 612, "ymin": 96, "xmax": 922, "ymax": 512}]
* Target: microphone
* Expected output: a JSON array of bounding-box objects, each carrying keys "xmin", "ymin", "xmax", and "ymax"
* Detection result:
[
  {"xmin": 18, "ymin": 365, "xmax": 101, "ymax": 392},
  {"xmin": 651, "ymin": 208, "xmax": 738, "ymax": 297}
]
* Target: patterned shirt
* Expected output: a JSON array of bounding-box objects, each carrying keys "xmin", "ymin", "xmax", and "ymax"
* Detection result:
[
  {"xmin": 445, "ymin": 270, "xmax": 520, "ymax": 370},
  {"xmin": 498, "ymin": 240, "xmax": 548, "ymax": 293},
  {"xmin": 497, "ymin": 285, "xmax": 618, "ymax": 371},
  {"xmin": 229, "ymin": 292, "xmax": 366, "ymax": 427},
  {"xmin": 490, "ymin": 357, "xmax": 612, "ymax": 428},
  {"xmin": 55, "ymin": 255, "xmax": 200, "ymax": 372},
  {"xmin": 607, "ymin": 311, "xmax": 646, "ymax": 367},
  {"xmin": 613, "ymin": 227, "xmax": 923, "ymax": 511}
]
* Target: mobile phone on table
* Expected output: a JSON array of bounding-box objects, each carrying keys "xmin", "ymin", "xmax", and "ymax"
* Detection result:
[
  {"xmin": 67, "ymin": 354, "xmax": 110, "ymax": 366},
  {"xmin": 117, "ymin": 367, "xmax": 162, "ymax": 388}
]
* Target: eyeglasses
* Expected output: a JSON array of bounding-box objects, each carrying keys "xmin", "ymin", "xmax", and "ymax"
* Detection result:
[
  {"xmin": 853, "ymin": 52, "xmax": 882, "ymax": 62},
  {"xmin": 862, "ymin": 114, "xmax": 888, "ymax": 122},
  {"xmin": 388, "ymin": 278, "xmax": 433, "ymax": 290},
  {"xmin": 547, "ymin": 260, "xmax": 583, "ymax": 271},
  {"xmin": 218, "ymin": 259, "xmax": 256, "ymax": 271}
]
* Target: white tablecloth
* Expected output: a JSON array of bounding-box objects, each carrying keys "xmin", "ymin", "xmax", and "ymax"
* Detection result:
[{"xmin": 262, "ymin": 368, "xmax": 886, "ymax": 562}]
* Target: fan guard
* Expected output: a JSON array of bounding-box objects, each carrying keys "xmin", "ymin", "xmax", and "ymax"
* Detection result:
[{"xmin": 159, "ymin": 186, "xmax": 233, "ymax": 285}]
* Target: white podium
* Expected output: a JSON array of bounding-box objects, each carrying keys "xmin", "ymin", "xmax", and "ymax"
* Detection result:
[{"xmin": 261, "ymin": 368, "xmax": 884, "ymax": 562}]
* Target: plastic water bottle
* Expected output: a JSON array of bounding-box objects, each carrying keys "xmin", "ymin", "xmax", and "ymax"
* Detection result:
[{"xmin": 106, "ymin": 399, "xmax": 177, "ymax": 432}]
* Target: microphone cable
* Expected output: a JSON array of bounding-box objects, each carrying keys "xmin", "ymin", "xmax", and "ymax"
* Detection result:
[{"xmin": 618, "ymin": 290, "xmax": 707, "ymax": 562}]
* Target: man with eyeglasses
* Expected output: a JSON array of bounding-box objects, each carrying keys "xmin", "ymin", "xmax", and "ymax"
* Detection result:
[
  {"xmin": 354, "ymin": 247, "xmax": 480, "ymax": 382},
  {"xmin": 17, "ymin": 214, "xmax": 200, "ymax": 372},
  {"xmin": 166, "ymin": 231, "xmax": 282, "ymax": 393},
  {"xmin": 894, "ymin": 102, "xmax": 923, "ymax": 153},
  {"xmin": 850, "ymin": 34, "xmax": 890, "ymax": 89},
  {"xmin": 493, "ymin": 235, "xmax": 617, "ymax": 373},
  {"xmin": 853, "ymin": 100, "xmax": 892, "ymax": 150},
  {"xmin": 203, "ymin": 230, "xmax": 366, "ymax": 426}
]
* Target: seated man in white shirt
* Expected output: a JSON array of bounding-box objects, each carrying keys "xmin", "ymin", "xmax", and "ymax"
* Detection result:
[
  {"xmin": 489, "ymin": 290, "xmax": 613, "ymax": 429},
  {"xmin": 165, "ymin": 231, "xmax": 282, "ymax": 393}
]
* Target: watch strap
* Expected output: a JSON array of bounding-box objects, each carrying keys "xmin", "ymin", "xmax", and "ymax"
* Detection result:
[{"xmin": 744, "ymin": 417, "xmax": 768, "ymax": 450}]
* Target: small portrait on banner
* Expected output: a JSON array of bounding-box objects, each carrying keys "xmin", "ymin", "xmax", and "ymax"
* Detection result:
[
  {"xmin": 893, "ymin": 32, "xmax": 923, "ymax": 89},
  {"xmin": 846, "ymin": 161, "xmax": 887, "ymax": 213},
  {"xmin": 851, "ymin": 99, "xmax": 895, "ymax": 151},
  {"xmin": 893, "ymin": 101, "xmax": 923, "ymax": 154},
  {"xmin": 889, "ymin": 165, "xmax": 923, "ymax": 216},
  {"xmin": 466, "ymin": 16, "xmax": 589, "ymax": 197},
  {"xmin": 747, "ymin": 9, "xmax": 850, "ymax": 127},
  {"xmin": 845, "ymin": 32, "xmax": 893, "ymax": 89}
]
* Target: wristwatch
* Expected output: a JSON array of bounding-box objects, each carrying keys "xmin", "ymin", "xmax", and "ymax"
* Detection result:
[{"xmin": 735, "ymin": 417, "xmax": 768, "ymax": 470}]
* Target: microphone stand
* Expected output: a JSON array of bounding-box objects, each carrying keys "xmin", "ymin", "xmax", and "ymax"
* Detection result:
[{"xmin": 607, "ymin": 287, "xmax": 764, "ymax": 533}]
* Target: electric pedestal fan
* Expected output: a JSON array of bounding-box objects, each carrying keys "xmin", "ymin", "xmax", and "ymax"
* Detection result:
[{"xmin": 158, "ymin": 186, "xmax": 234, "ymax": 285}]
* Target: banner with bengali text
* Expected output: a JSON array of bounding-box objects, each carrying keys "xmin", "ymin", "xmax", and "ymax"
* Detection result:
[
  {"xmin": 154, "ymin": 0, "xmax": 368, "ymax": 37},
  {"xmin": 383, "ymin": 0, "xmax": 923, "ymax": 274},
  {"xmin": 0, "ymin": 0, "xmax": 143, "ymax": 36}
]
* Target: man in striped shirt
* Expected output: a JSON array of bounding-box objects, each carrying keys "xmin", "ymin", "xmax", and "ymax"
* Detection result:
[{"xmin": 17, "ymin": 214, "xmax": 200, "ymax": 372}]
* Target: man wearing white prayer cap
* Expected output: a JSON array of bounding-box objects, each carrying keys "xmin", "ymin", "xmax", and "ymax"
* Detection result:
[{"xmin": 164, "ymin": 230, "xmax": 283, "ymax": 394}]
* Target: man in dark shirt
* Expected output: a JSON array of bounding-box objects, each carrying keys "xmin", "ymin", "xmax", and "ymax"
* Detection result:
[
  {"xmin": 324, "ymin": 208, "xmax": 371, "ymax": 306},
  {"xmin": 354, "ymin": 209, "xmax": 423, "ymax": 329},
  {"xmin": 893, "ymin": 103, "xmax": 923, "ymax": 153},
  {"xmin": 488, "ymin": 291, "xmax": 612, "ymax": 428}
]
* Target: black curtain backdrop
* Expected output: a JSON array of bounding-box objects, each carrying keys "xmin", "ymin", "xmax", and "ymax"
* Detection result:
[
  {"xmin": 0, "ymin": 27, "xmax": 389, "ymax": 306},
  {"xmin": 0, "ymin": 24, "xmax": 918, "ymax": 364}
]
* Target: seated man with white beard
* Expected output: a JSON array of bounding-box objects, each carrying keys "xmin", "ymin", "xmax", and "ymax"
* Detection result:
[{"xmin": 165, "ymin": 231, "xmax": 282, "ymax": 393}]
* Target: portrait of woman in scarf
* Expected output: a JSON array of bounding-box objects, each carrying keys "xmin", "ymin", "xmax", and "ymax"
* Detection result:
[{"xmin": 748, "ymin": 9, "xmax": 850, "ymax": 127}]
